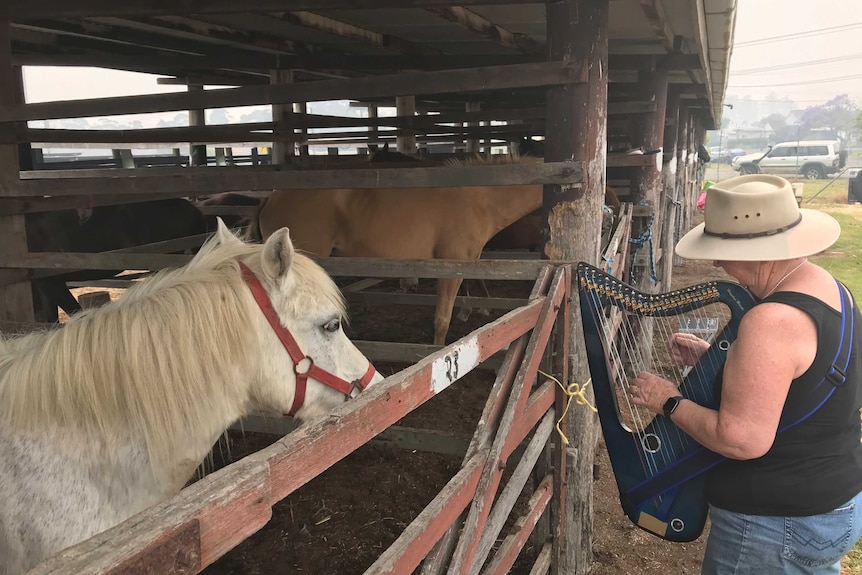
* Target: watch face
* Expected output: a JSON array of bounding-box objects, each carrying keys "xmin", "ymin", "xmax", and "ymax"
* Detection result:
[{"xmin": 663, "ymin": 396, "xmax": 681, "ymax": 418}]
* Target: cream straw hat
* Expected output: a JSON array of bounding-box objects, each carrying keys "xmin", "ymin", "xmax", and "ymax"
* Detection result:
[{"xmin": 675, "ymin": 174, "xmax": 840, "ymax": 261}]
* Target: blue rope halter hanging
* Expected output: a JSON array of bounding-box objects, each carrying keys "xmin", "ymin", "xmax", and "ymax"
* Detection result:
[{"xmin": 629, "ymin": 205, "xmax": 657, "ymax": 284}]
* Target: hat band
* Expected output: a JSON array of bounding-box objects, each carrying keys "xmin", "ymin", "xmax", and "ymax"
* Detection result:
[{"xmin": 703, "ymin": 213, "xmax": 802, "ymax": 240}]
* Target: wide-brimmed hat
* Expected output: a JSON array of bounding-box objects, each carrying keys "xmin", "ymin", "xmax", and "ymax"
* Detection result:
[{"xmin": 675, "ymin": 174, "xmax": 840, "ymax": 261}]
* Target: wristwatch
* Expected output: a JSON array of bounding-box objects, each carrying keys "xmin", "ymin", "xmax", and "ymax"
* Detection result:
[{"xmin": 662, "ymin": 395, "xmax": 685, "ymax": 419}]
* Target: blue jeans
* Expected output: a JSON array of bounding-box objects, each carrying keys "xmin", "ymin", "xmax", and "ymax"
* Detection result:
[{"xmin": 702, "ymin": 491, "xmax": 862, "ymax": 574}]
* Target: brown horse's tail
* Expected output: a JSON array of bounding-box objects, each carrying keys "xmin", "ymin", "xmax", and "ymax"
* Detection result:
[
  {"xmin": 242, "ymin": 194, "xmax": 267, "ymax": 242},
  {"xmin": 604, "ymin": 185, "xmax": 622, "ymax": 215}
]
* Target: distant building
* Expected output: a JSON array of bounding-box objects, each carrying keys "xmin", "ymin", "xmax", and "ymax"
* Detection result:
[{"xmin": 726, "ymin": 127, "xmax": 774, "ymax": 151}]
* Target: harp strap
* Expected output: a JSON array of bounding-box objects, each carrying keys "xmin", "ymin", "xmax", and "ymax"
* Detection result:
[{"xmin": 624, "ymin": 280, "xmax": 855, "ymax": 509}]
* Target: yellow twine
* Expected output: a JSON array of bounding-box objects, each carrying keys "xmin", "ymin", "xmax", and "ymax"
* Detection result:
[{"xmin": 538, "ymin": 369, "xmax": 598, "ymax": 446}]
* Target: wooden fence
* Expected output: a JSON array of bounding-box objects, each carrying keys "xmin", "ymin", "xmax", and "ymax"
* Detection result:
[{"xmin": 28, "ymin": 264, "xmax": 575, "ymax": 575}]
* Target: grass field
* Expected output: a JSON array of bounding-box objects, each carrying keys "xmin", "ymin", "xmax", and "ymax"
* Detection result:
[{"xmin": 800, "ymin": 179, "xmax": 862, "ymax": 296}]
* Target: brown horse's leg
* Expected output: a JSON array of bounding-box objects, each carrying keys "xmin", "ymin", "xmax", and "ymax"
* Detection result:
[
  {"xmin": 455, "ymin": 279, "xmax": 492, "ymax": 322},
  {"xmin": 455, "ymin": 281, "xmax": 474, "ymax": 322},
  {"xmin": 434, "ymin": 277, "xmax": 463, "ymax": 346},
  {"xmin": 475, "ymin": 279, "xmax": 492, "ymax": 316}
]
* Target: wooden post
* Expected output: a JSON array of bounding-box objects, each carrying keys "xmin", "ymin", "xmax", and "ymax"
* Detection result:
[
  {"xmin": 674, "ymin": 102, "xmax": 692, "ymax": 266},
  {"xmin": 188, "ymin": 84, "xmax": 207, "ymax": 167},
  {"xmin": 0, "ymin": 25, "xmax": 35, "ymax": 323},
  {"xmin": 544, "ymin": 0, "xmax": 608, "ymax": 572},
  {"xmin": 660, "ymin": 86, "xmax": 681, "ymax": 286},
  {"xmin": 367, "ymin": 105, "xmax": 379, "ymax": 150},
  {"xmin": 396, "ymin": 95, "xmax": 416, "ymax": 154},
  {"xmin": 270, "ymin": 69, "xmax": 296, "ymax": 165},
  {"xmin": 694, "ymin": 117, "xmax": 707, "ymax": 191},
  {"xmin": 465, "ymin": 101, "xmax": 480, "ymax": 154},
  {"xmin": 297, "ymin": 102, "xmax": 309, "ymax": 157},
  {"xmin": 630, "ymin": 64, "xmax": 668, "ymax": 290}
]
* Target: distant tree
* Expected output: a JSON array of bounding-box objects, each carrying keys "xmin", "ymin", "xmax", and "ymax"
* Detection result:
[
  {"xmin": 239, "ymin": 108, "xmax": 272, "ymax": 123},
  {"xmin": 797, "ymin": 94, "xmax": 858, "ymax": 139},
  {"xmin": 156, "ymin": 113, "xmax": 188, "ymax": 128},
  {"xmin": 757, "ymin": 113, "xmax": 793, "ymax": 142},
  {"xmin": 207, "ymin": 109, "xmax": 231, "ymax": 125}
]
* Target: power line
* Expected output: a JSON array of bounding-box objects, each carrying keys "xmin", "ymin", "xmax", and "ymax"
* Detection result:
[
  {"xmin": 732, "ymin": 53, "xmax": 862, "ymax": 75},
  {"xmin": 729, "ymin": 72, "xmax": 862, "ymax": 88},
  {"xmin": 734, "ymin": 23, "xmax": 862, "ymax": 47},
  {"xmin": 726, "ymin": 98, "xmax": 861, "ymax": 104}
]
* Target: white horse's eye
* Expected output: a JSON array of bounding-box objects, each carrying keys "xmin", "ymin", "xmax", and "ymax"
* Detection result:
[{"xmin": 323, "ymin": 319, "xmax": 341, "ymax": 333}]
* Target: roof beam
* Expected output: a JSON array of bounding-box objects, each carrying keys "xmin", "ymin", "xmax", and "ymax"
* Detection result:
[
  {"xmin": 5, "ymin": 0, "xmax": 547, "ymax": 20},
  {"xmin": 637, "ymin": 0, "xmax": 675, "ymax": 52},
  {"xmin": 424, "ymin": 6, "xmax": 545, "ymax": 55},
  {"xmin": 12, "ymin": 49, "xmax": 538, "ymax": 71},
  {"xmin": 86, "ymin": 16, "xmax": 299, "ymax": 56},
  {"xmin": 16, "ymin": 49, "xmax": 702, "ymax": 77},
  {"xmin": 14, "ymin": 17, "xmax": 299, "ymax": 65},
  {"xmin": 280, "ymin": 11, "xmax": 438, "ymax": 55},
  {"xmin": 609, "ymin": 53, "xmax": 700, "ymax": 71}
]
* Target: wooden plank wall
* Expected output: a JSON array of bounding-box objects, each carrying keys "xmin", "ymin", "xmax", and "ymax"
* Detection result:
[{"xmin": 0, "ymin": 23, "xmax": 34, "ymax": 322}]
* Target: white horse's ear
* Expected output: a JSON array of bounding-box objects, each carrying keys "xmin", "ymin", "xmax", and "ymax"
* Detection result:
[
  {"xmin": 261, "ymin": 227, "xmax": 294, "ymax": 281},
  {"xmin": 215, "ymin": 218, "xmax": 241, "ymax": 245}
]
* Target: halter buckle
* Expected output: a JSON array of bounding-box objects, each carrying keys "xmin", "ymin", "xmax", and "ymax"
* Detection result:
[{"xmin": 294, "ymin": 356, "xmax": 313, "ymax": 376}]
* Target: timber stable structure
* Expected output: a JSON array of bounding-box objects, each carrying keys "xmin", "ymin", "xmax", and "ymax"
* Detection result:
[{"xmin": 0, "ymin": 1, "xmax": 736, "ymax": 573}]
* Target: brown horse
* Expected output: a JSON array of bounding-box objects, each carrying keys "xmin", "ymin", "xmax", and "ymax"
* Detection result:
[
  {"xmin": 196, "ymin": 192, "xmax": 262, "ymax": 232},
  {"xmin": 253, "ymin": 156, "xmax": 550, "ymax": 346},
  {"xmin": 485, "ymin": 186, "xmax": 621, "ymax": 251}
]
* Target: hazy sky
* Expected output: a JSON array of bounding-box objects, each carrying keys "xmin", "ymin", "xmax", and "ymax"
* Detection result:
[
  {"xmin": 22, "ymin": 1, "xmax": 862, "ymax": 111},
  {"xmin": 727, "ymin": 0, "xmax": 862, "ymax": 105}
]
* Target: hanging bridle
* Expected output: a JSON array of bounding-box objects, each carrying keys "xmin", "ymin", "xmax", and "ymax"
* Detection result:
[{"xmin": 239, "ymin": 262, "xmax": 376, "ymax": 417}]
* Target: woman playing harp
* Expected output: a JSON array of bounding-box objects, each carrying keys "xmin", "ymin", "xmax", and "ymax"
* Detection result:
[{"xmin": 631, "ymin": 174, "xmax": 862, "ymax": 574}]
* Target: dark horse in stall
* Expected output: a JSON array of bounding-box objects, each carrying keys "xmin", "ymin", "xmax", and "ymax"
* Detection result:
[
  {"xmin": 26, "ymin": 199, "xmax": 207, "ymax": 322},
  {"xmin": 196, "ymin": 192, "xmax": 262, "ymax": 233}
]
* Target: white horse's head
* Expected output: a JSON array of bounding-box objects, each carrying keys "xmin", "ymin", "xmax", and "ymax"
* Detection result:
[{"xmin": 215, "ymin": 221, "xmax": 384, "ymax": 422}]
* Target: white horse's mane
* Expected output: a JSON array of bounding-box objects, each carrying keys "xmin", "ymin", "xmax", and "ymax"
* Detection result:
[
  {"xmin": 443, "ymin": 151, "xmax": 541, "ymax": 167},
  {"xmin": 0, "ymin": 229, "xmax": 345, "ymax": 469}
]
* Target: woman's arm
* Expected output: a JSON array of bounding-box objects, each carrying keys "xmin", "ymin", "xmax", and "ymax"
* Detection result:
[{"xmin": 631, "ymin": 303, "xmax": 816, "ymax": 459}]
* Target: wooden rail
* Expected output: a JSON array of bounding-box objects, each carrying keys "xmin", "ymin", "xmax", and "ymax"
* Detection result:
[
  {"xmin": 0, "ymin": 62, "xmax": 582, "ymax": 123},
  {"xmin": 4, "ymin": 161, "xmax": 583, "ymax": 198}
]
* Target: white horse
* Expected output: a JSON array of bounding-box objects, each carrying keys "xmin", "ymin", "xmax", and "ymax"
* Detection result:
[{"xmin": 0, "ymin": 221, "xmax": 382, "ymax": 575}]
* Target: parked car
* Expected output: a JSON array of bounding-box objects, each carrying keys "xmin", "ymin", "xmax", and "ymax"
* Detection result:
[
  {"xmin": 707, "ymin": 146, "xmax": 730, "ymax": 163},
  {"xmin": 730, "ymin": 140, "xmax": 842, "ymax": 180},
  {"xmin": 707, "ymin": 147, "xmax": 747, "ymax": 164}
]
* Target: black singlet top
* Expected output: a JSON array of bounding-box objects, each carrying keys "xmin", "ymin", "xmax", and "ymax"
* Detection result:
[{"xmin": 705, "ymin": 289, "xmax": 862, "ymax": 516}]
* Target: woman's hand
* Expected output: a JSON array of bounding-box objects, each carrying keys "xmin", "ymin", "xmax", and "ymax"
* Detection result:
[
  {"xmin": 630, "ymin": 372, "xmax": 680, "ymax": 415},
  {"xmin": 668, "ymin": 332, "xmax": 710, "ymax": 366}
]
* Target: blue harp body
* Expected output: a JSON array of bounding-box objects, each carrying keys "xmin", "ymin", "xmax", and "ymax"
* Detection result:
[{"xmin": 576, "ymin": 262, "xmax": 756, "ymax": 542}]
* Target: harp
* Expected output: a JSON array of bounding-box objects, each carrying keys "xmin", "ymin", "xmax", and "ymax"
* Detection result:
[{"xmin": 576, "ymin": 262, "xmax": 757, "ymax": 542}]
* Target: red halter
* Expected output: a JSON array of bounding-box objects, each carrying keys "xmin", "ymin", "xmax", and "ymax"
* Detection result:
[{"xmin": 239, "ymin": 262, "xmax": 376, "ymax": 417}]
